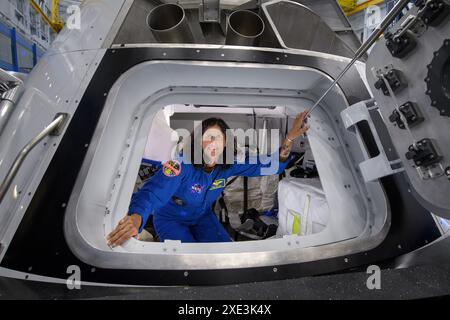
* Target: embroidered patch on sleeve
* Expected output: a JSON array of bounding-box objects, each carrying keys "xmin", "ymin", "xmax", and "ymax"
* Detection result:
[
  {"xmin": 209, "ymin": 178, "xmax": 226, "ymax": 190},
  {"xmin": 162, "ymin": 160, "xmax": 181, "ymax": 177}
]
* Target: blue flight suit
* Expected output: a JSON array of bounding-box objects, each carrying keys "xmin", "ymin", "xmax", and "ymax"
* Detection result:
[{"xmin": 128, "ymin": 151, "xmax": 294, "ymax": 243}]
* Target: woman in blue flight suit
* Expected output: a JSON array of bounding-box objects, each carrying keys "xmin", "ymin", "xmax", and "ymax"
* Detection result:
[{"xmin": 107, "ymin": 111, "xmax": 310, "ymax": 246}]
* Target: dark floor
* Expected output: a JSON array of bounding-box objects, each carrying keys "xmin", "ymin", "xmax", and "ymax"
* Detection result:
[{"xmin": 0, "ymin": 264, "xmax": 449, "ymax": 300}]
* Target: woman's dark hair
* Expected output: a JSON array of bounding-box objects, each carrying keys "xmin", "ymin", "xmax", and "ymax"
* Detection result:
[{"xmin": 187, "ymin": 117, "xmax": 236, "ymax": 171}]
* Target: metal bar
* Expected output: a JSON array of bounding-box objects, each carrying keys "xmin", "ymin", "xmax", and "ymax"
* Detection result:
[
  {"xmin": 305, "ymin": 0, "xmax": 411, "ymax": 118},
  {"xmin": 0, "ymin": 114, "xmax": 67, "ymax": 204},
  {"xmin": 52, "ymin": 0, "xmax": 64, "ymax": 31},
  {"xmin": 0, "ymin": 68, "xmax": 22, "ymax": 84},
  {"xmin": 0, "ymin": 85, "xmax": 24, "ymax": 136},
  {"xmin": 29, "ymin": 0, "xmax": 61, "ymax": 33},
  {"xmin": 52, "ymin": 0, "xmax": 59, "ymax": 24},
  {"xmin": 346, "ymin": 0, "xmax": 385, "ymax": 16}
]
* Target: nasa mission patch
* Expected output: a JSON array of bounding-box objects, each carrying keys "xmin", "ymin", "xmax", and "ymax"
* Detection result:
[
  {"xmin": 191, "ymin": 183, "xmax": 204, "ymax": 194},
  {"xmin": 162, "ymin": 159, "xmax": 181, "ymax": 177}
]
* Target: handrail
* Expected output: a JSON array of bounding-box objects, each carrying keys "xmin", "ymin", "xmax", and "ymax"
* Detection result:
[
  {"xmin": 305, "ymin": 0, "xmax": 411, "ymax": 117},
  {"xmin": 0, "ymin": 85, "xmax": 24, "ymax": 136},
  {"xmin": 0, "ymin": 113, "xmax": 68, "ymax": 204},
  {"xmin": 0, "ymin": 68, "xmax": 23, "ymax": 85}
]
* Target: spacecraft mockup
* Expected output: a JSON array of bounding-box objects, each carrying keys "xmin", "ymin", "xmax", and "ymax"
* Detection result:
[{"xmin": 0, "ymin": 0, "xmax": 449, "ymax": 292}]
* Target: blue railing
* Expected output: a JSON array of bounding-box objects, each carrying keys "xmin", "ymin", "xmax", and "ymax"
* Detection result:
[{"xmin": 0, "ymin": 20, "xmax": 45, "ymax": 73}]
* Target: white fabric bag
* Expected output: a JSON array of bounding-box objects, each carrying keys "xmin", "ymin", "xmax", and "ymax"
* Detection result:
[{"xmin": 277, "ymin": 178, "xmax": 329, "ymax": 236}]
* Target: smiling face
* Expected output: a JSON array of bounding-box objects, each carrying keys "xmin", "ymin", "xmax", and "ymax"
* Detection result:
[{"xmin": 202, "ymin": 125, "xmax": 225, "ymax": 166}]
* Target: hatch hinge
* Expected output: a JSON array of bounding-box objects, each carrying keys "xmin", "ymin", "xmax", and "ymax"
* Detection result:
[{"xmin": 341, "ymin": 100, "xmax": 405, "ymax": 182}]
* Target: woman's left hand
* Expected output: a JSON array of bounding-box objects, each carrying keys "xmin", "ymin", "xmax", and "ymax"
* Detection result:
[{"xmin": 287, "ymin": 111, "xmax": 310, "ymax": 141}]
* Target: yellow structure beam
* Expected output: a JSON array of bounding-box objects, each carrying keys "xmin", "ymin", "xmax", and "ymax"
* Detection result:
[
  {"xmin": 337, "ymin": 0, "xmax": 358, "ymax": 13},
  {"xmin": 51, "ymin": 0, "xmax": 64, "ymax": 31},
  {"xmin": 29, "ymin": 0, "xmax": 64, "ymax": 33},
  {"xmin": 345, "ymin": 0, "xmax": 385, "ymax": 16}
]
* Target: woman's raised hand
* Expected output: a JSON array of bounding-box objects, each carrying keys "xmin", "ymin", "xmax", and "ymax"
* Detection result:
[{"xmin": 287, "ymin": 111, "xmax": 310, "ymax": 141}]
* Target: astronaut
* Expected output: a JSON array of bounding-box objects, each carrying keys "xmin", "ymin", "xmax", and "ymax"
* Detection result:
[{"xmin": 107, "ymin": 111, "xmax": 310, "ymax": 245}]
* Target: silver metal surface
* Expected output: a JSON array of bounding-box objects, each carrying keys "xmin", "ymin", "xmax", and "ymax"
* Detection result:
[
  {"xmin": 147, "ymin": 3, "xmax": 195, "ymax": 43},
  {"xmin": 0, "ymin": 85, "xmax": 24, "ymax": 136},
  {"xmin": 260, "ymin": 0, "xmax": 356, "ymax": 57},
  {"xmin": 225, "ymin": 10, "xmax": 265, "ymax": 46},
  {"xmin": 199, "ymin": 0, "xmax": 221, "ymax": 22},
  {"xmin": 4, "ymin": 71, "xmax": 27, "ymax": 83},
  {"xmin": 366, "ymin": 5, "xmax": 450, "ymax": 218},
  {"xmin": 199, "ymin": 10, "xmax": 227, "ymax": 44},
  {"xmin": 0, "ymin": 0, "xmax": 122, "ymax": 263},
  {"xmin": 0, "ymin": 114, "xmax": 67, "ymax": 204},
  {"xmin": 103, "ymin": 0, "xmax": 135, "ymax": 48},
  {"xmin": 306, "ymin": 0, "xmax": 412, "ymax": 117}
]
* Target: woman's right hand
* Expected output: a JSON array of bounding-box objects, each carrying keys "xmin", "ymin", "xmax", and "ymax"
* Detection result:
[{"xmin": 107, "ymin": 214, "xmax": 142, "ymax": 247}]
